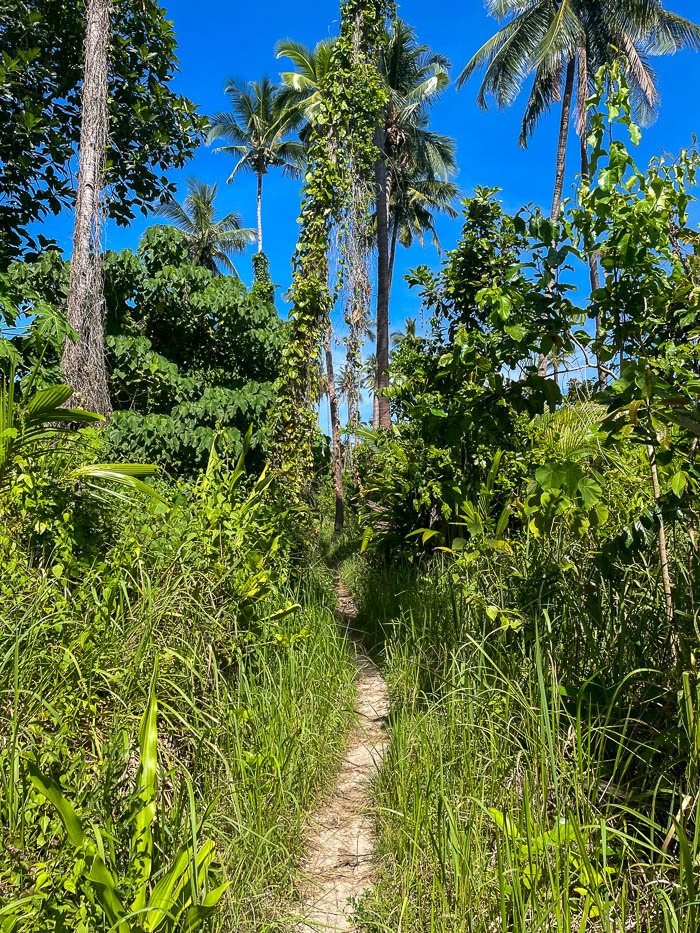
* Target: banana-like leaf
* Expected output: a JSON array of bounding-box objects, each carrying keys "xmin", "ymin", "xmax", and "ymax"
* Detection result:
[
  {"xmin": 144, "ymin": 841, "xmax": 215, "ymax": 932},
  {"xmin": 27, "ymin": 761, "xmax": 87, "ymax": 848},
  {"xmin": 131, "ymin": 688, "xmax": 158, "ymax": 912},
  {"xmin": 181, "ymin": 883, "xmax": 231, "ymax": 932},
  {"xmin": 71, "ymin": 465, "xmax": 169, "ymax": 505}
]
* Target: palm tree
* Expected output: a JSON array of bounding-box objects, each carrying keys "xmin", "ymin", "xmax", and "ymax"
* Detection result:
[
  {"xmin": 207, "ymin": 77, "xmax": 305, "ymax": 253},
  {"xmin": 276, "ymin": 38, "xmax": 336, "ymax": 141},
  {"xmin": 458, "ymin": 0, "xmax": 700, "ymax": 221},
  {"xmin": 278, "ymin": 26, "xmax": 457, "ymax": 430},
  {"xmin": 154, "ymin": 179, "xmax": 255, "ymax": 276},
  {"xmin": 387, "ymin": 134, "xmax": 459, "ymax": 288},
  {"xmin": 374, "ymin": 21, "xmax": 456, "ymax": 428}
]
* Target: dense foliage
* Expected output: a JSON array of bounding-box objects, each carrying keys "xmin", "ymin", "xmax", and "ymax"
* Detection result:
[
  {"xmin": 2, "ymin": 0, "xmax": 700, "ymax": 929},
  {"xmin": 14, "ymin": 227, "xmax": 284, "ymax": 475}
]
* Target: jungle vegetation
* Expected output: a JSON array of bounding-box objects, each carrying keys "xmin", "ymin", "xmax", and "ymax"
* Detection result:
[{"xmin": 1, "ymin": 0, "xmax": 700, "ymax": 930}]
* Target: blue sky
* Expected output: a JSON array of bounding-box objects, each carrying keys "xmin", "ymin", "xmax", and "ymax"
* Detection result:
[{"xmin": 43, "ymin": 0, "xmax": 700, "ymax": 366}]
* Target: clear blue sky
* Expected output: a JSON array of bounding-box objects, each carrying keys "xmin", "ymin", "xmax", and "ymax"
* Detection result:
[{"xmin": 45, "ymin": 0, "xmax": 700, "ymax": 339}]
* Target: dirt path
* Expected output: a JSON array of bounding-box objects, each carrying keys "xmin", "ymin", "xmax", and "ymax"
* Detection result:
[{"xmin": 294, "ymin": 585, "xmax": 389, "ymax": 931}]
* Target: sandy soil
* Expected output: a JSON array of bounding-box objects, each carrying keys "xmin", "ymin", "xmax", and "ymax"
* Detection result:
[{"xmin": 293, "ymin": 585, "xmax": 389, "ymax": 931}]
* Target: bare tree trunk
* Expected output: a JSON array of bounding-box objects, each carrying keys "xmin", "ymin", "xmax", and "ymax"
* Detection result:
[
  {"xmin": 388, "ymin": 213, "xmax": 399, "ymax": 292},
  {"xmin": 551, "ymin": 58, "xmax": 576, "ymax": 222},
  {"xmin": 647, "ymin": 439, "xmax": 677, "ymax": 658},
  {"xmin": 580, "ymin": 134, "xmax": 605, "ymax": 386},
  {"xmin": 63, "ymin": 0, "xmax": 112, "ymax": 417},
  {"xmin": 374, "ymin": 128, "xmax": 391, "ymax": 430},
  {"xmin": 325, "ymin": 324, "xmax": 344, "ymax": 536},
  {"xmin": 256, "ymin": 172, "xmax": 263, "ymax": 253}
]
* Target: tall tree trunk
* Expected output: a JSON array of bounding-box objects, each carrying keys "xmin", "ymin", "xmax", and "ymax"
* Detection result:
[
  {"xmin": 580, "ymin": 134, "xmax": 605, "ymax": 386},
  {"xmin": 256, "ymin": 172, "xmax": 263, "ymax": 253},
  {"xmin": 648, "ymin": 441, "xmax": 677, "ymax": 657},
  {"xmin": 62, "ymin": 0, "xmax": 112, "ymax": 417},
  {"xmin": 374, "ymin": 128, "xmax": 391, "ymax": 430},
  {"xmin": 550, "ymin": 58, "xmax": 576, "ymax": 221},
  {"xmin": 388, "ymin": 213, "xmax": 399, "ymax": 293},
  {"xmin": 324, "ymin": 324, "xmax": 344, "ymax": 536}
]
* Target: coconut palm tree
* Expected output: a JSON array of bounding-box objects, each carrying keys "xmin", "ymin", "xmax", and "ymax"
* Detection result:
[
  {"xmin": 207, "ymin": 77, "xmax": 306, "ymax": 253},
  {"xmin": 458, "ymin": 0, "xmax": 700, "ymax": 221},
  {"xmin": 154, "ymin": 178, "xmax": 255, "ymax": 276},
  {"xmin": 387, "ymin": 135, "xmax": 459, "ymax": 288},
  {"xmin": 278, "ymin": 25, "xmax": 457, "ymax": 430},
  {"xmin": 276, "ymin": 38, "xmax": 336, "ymax": 141},
  {"xmin": 373, "ymin": 21, "xmax": 456, "ymax": 428}
]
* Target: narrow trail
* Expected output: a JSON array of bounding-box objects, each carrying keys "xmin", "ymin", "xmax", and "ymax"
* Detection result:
[{"xmin": 294, "ymin": 583, "xmax": 389, "ymax": 931}]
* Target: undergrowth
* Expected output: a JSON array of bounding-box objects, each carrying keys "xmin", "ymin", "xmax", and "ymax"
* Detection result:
[
  {"xmin": 0, "ymin": 465, "xmax": 356, "ymax": 931},
  {"xmin": 347, "ymin": 554, "xmax": 700, "ymax": 933}
]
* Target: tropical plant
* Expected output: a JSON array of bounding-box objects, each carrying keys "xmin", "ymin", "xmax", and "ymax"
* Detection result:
[
  {"xmin": 278, "ymin": 23, "xmax": 457, "ymax": 431},
  {"xmin": 0, "ymin": 0, "xmax": 202, "ymax": 264},
  {"xmin": 458, "ymin": 0, "xmax": 700, "ymax": 220},
  {"xmin": 154, "ymin": 178, "xmax": 255, "ymax": 276},
  {"xmin": 207, "ymin": 77, "xmax": 305, "ymax": 252},
  {"xmin": 276, "ymin": 38, "xmax": 336, "ymax": 139},
  {"xmin": 1, "ymin": 689, "xmax": 228, "ymax": 932},
  {"xmin": 0, "ymin": 373, "xmax": 163, "ymax": 500}
]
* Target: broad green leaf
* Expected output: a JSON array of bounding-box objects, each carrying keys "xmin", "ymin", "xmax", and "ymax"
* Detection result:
[
  {"xmin": 27, "ymin": 762, "xmax": 86, "ymax": 849},
  {"xmin": 670, "ymin": 471, "xmax": 688, "ymax": 497},
  {"xmin": 577, "ymin": 477, "xmax": 602, "ymax": 509},
  {"xmin": 181, "ymin": 883, "xmax": 231, "ymax": 932}
]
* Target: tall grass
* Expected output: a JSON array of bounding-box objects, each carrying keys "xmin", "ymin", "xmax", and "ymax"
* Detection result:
[
  {"xmin": 0, "ymin": 522, "xmax": 356, "ymax": 929},
  {"xmin": 347, "ymin": 555, "xmax": 700, "ymax": 932}
]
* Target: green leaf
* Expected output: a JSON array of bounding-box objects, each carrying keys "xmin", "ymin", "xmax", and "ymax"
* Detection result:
[
  {"xmin": 131, "ymin": 687, "xmax": 159, "ymax": 911},
  {"xmin": 577, "ymin": 476, "xmax": 602, "ymax": 509},
  {"xmin": 27, "ymin": 762, "xmax": 86, "ymax": 849},
  {"xmin": 670, "ymin": 471, "xmax": 688, "ymax": 497}
]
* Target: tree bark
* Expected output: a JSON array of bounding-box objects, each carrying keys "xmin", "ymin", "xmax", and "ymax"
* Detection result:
[
  {"xmin": 580, "ymin": 134, "xmax": 605, "ymax": 386},
  {"xmin": 62, "ymin": 0, "xmax": 112, "ymax": 417},
  {"xmin": 550, "ymin": 58, "xmax": 576, "ymax": 222},
  {"xmin": 388, "ymin": 212, "xmax": 399, "ymax": 293},
  {"xmin": 374, "ymin": 127, "xmax": 391, "ymax": 430},
  {"xmin": 647, "ymin": 440, "xmax": 677, "ymax": 660},
  {"xmin": 324, "ymin": 324, "xmax": 344, "ymax": 536},
  {"xmin": 256, "ymin": 171, "xmax": 263, "ymax": 253}
]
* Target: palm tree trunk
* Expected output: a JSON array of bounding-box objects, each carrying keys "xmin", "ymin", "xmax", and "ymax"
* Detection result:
[
  {"xmin": 62, "ymin": 0, "xmax": 112, "ymax": 417},
  {"xmin": 374, "ymin": 128, "xmax": 391, "ymax": 431},
  {"xmin": 580, "ymin": 136, "xmax": 606, "ymax": 386},
  {"xmin": 256, "ymin": 171, "xmax": 263, "ymax": 253},
  {"xmin": 388, "ymin": 214, "xmax": 400, "ymax": 293},
  {"xmin": 324, "ymin": 324, "xmax": 344, "ymax": 536},
  {"xmin": 551, "ymin": 58, "xmax": 576, "ymax": 221}
]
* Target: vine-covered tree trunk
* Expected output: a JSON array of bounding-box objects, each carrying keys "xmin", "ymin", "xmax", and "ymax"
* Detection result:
[
  {"xmin": 62, "ymin": 0, "xmax": 112, "ymax": 417},
  {"xmin": 271, "ymin": 0, "xmax": 389, "ymax": 493},
  {"xmin": 325, "ymin": 325, "xmax": 345, "ymax": 535},
  {"xmin": 375, "ymin": 128, "xmax": 391, "ymax": 430}
]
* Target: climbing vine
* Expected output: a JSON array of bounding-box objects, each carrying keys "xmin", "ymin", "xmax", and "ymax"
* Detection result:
[{"xmin": 271, "ymin": 0, "xmax": 392, "ymax": 491}]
